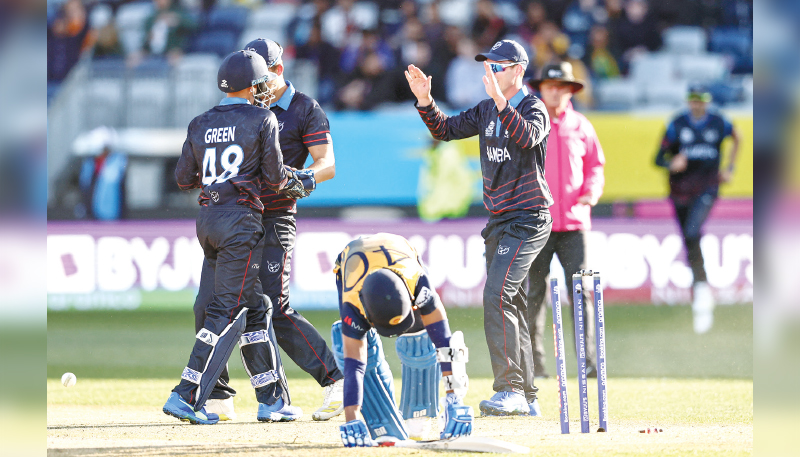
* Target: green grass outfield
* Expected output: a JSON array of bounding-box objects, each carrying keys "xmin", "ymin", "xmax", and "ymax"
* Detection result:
[
  {"xmin": 47, "ymin": 305, "xmax": 753, "ymax": 456},
  {"xmin": 47, "ymin": 305, "xmax": 753, "ymax": 380},
  {"xmin": 47, "ymin": 377, "xmax": 752, "ymax": 456}
]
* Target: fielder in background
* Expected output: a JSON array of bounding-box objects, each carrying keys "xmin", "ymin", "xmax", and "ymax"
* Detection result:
[
  {"xmin": 332, "ymin": 233, "xmax": 473, "ymax": 447},
  {"xmin": 526, "ymin": 62, "xmax": 605, "ymax": 379},
  {"xmin": 164, "ymin": 50, "xmax": 308, "ymax": 424},
  {"xmin": 407, "ymin": 39, "xmax": 552, "ymax": 417},
  {"xmin": 193, "ymin": 38, "xmax": 342, "ymax": 423},
  {"xmin": 655, "ymin": 85, "xmax": 740, "ymax": 334}
]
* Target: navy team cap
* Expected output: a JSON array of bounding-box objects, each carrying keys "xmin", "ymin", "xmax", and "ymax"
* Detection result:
[
  {"xmin": 244, "ymin": 38, "xmax": 284, "ymax": 67},
  {"xmin": 475, "ymin": 40, "xmax": 529, "ymax": 65}
]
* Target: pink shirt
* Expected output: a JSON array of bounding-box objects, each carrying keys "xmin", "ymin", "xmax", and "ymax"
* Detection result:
[{"xmin": 545, "ymin": 102, "xmax": 605, "ymax": 232}]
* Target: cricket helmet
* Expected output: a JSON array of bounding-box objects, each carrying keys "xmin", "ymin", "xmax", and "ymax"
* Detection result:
[{"xmin": 360, "ymin": 269, "xmax": 415, "ymax": 337}]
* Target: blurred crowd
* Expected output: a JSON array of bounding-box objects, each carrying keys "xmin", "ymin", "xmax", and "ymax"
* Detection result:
[{"xmin": 47, "ymin": 0, "xmax": 753, "ymax": 110}]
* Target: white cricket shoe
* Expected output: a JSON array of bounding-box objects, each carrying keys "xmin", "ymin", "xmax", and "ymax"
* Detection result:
[
  {"xmin": 204, "ymin": 397, "xmax": 237, "ymax": 421},
  {"xmin": 312, "ymin": 379, "xmax": 344, "ymax": 421},
  {"xmin": 692, "ymin": 281, "xmax": 715, "ymax": 334}
]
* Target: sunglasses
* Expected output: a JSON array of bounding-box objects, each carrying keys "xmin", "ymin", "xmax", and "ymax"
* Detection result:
[{"xmin": 489, "ymin": 62, "xmax": 519, "ymax": 73}]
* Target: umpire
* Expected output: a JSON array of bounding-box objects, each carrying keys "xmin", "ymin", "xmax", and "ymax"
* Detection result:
[
  {"xmin": 194, "ymin": 39, "xmax": 344, "ymax": 422},
  {"xmin": 164, "ymin": 50, "xmax": 306, "ymax": 424},
  {"xmin": 407, "ymin": 39, "xmax": 552, "ymax": 417}
]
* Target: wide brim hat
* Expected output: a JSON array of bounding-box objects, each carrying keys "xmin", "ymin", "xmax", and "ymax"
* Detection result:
[{"xmin": 528, "ymin": 62, "xmax": 586, "ymax": 93}]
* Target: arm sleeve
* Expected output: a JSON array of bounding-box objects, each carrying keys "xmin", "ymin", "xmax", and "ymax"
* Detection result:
[
  {"xmin": 415, "ymin": 101, "xmax": 481, "ymax": 141},
  {"xmin": 655, "ymin": 122, "xmax": 678, "ymax": 168},
  {"xmin": 723, "ymin": 117, "xmax": 734, "ymax": 137},
  {"xmin": 175, "ymin": 127, "xmax": 201, "ymax": 189},
  {"xmin": 343, "ymin": 357, "xmax": 366, "ymax": 408},
  {"xmin": 579, "ymin": 122, "xmax": 606, "ymax": 200},
  {"xmin": 413, "ymin": 273, "xmax": 441, "ymax": 316},
  {"xmin": 260, "ymin": 113, "xmax": 289, "ymax": 191},
  {"xmin": 302, "ymin": 102, "xmax": 332, "ymax": 147},
  {"xmin": 496, "ymin": 97, "xmax": 551, "ymax": 149}
]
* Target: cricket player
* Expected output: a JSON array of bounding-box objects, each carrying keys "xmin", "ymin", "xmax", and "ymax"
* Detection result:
[
  {"xmin": 655, "ymin": 85, "xmax": 740, "ymax": 334},
  {"xmin": 163, "ymin": 50, "xmax": 307, "ymax": 424},
  {"xmin": 193, "ymin": 38, "xmax": 342, "ymax": 422},
  {"xmin": 407, "ymin": 39, "xmax": 551, "ymax": 416},
  {"xmin": 332, "ymin": 233, "xmax": 474, "ymax": 447}
]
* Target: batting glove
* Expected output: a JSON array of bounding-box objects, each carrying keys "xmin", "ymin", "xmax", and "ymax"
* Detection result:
[
  {"xmin": 440, "ymin": 392, "xmax": 473, "ymax": 439},
  {"xmin": 340, "ymin": 419, "xmax": 376, "ymax": 447}
]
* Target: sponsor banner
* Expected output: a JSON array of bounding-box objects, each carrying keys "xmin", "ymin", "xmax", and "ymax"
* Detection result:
[{"xmin": 47, "ymin": 218, "xmax": 752, "ymax": 310}]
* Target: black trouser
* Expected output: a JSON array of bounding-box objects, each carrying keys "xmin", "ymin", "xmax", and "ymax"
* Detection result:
[
  {"xmin": 481, "ymin": 209, "xmax": 552, "ymax": 401},
  {"xmin": 195, "ymin": 214, "xmax": 342, "ymax": 400},
  {"xmin": 175, "ymin": 205, "xmax": 280, "ymax": 406},
  {"xmin": 672, "ymin": 189, "xmax": 717, "ymax": 284},
  {"xmin": 526, "ymin": 230, "xmax": 596, "ymax": 375}
]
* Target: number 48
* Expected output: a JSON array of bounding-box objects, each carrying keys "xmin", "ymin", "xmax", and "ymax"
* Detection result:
[{"xmin": 202, "ymin": 145, "xmax": 244, "ymax": 185}]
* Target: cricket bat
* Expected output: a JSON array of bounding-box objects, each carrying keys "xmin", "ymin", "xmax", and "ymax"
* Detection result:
[{"xmin": 378, "ymin": 436, "xmax": 530, "ymax": 453}]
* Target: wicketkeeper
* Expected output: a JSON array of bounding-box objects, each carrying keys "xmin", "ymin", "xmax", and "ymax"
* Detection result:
[{"xmin": 331, "ymin": 233, "xmax": 474, "ymax": 447}]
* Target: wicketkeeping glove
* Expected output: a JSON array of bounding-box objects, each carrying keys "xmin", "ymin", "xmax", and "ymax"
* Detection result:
[
  {"xmin": 281, "ymin": 168, "xmax": 310, "ymax": 199},
  {"xmin": 340, "ymin": 419, "xmax": 377, "ymax": 447},
  {"xmin": 294, "ymin": 169, "xmax": 316, "ymax": 192},
  {"xmin": 440, "ymin": 393, "xmax": 473, "ymax": 439}
]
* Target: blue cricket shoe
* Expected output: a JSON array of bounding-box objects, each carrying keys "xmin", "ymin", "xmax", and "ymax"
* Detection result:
[
  {"xmin": 163, "ymin": 392, "xmax": 219, "ymax": 425},
  {"xmin": 528, "ymin": 398, "xmax": 541, "ymax": 417},
  {"xmin": 479, "ymin": 391, "xmax": 530, "ymax": 416},
  {"xmin": 257, "ymin": 398, "xmax": 303, "ymax": 422}
]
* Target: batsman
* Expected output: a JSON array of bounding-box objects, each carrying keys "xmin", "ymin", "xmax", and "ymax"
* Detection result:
[{"xmin": 331, "ymin": 233, "xmax": 474, "ymax": 447}]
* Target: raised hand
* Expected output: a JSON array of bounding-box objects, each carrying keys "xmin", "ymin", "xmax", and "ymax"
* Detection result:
[
  {"xmin": 482, "ymin": 62, "xmax": 507, "ymax": 111},
  {"xmin": 404, "ymin": 64, "xmax": 433, "ymax": 106}
]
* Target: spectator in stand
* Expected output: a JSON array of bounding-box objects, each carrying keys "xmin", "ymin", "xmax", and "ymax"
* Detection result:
[
  {"xmin": 336, "ymin": 51, "xmax": 394, "ymax": 110},
  {"xmin": 516, "ymin": 0, "xmax": 549, "ymax": 44},
  {"xmin": 296, "ymin": 20, "xmax": 341, "ymax": 105},
  {"xmin": 542, "ymin": 0, "xmax": 571, "ymax": 26},
  {"xmin": 420, "ymin": 1, "xmax": 446, "ymax": 45},
  {"xmin": 92, "ymin": 17, "xmax": 124, "ymax": 59},
  {"xmin": 471, "ymin": 0, "xmax": 507, "ymax": 50},
  {"xmin": 604, "ymin": 0, "xmax": 625, "ymax": 21},
  {"xmin": 287, "ymin": 0, "xmax": 332, "ymax": 48},
  {"xmin": 611, "ymin": 0, "xmax": 662, "ymax": 73},
  {"xmin": 583, "ymin": 24, "xmax": 620, "ymax": 79},
  {"xmin": 445, "ymin": 39, "xmax": 486, "ymax": 110},
  {"xmin": 140, "ymin": 0, "xmax": 198, "ymax": 65},
  {"xmin": 526, "ymin": 62, "xmax": 605, "ymax": 379},
  {"xmin": 339, "ymin": 28, "xmax": 394, "ymax": 76},
  {"xmin": 47, "ymin": 0, "xmax": 92, "ymax": 85},
  {"xmin": 530, "ymin": 21, "xmax": 562, "ymax": 69},
  {"xmin": 550, "ymin": 34, "xmax": 594, "ymax": 108},
  {"xmin": 561, "ymin": 0, "xmax": 604, "ymax": 52},
  {"xmin": 322, "ymin": 0, "xmax": 378, "ymax": 49}
]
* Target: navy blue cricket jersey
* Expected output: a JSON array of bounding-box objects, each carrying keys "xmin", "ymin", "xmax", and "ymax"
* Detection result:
[
  {"xmin": 657, "ymin": 110, "xmax": 734, "ymax": 201},
  {"xmin": 176, "ymin": 98, "xmax": 289, "ymax": 212},
  {"xmin": 260, "ymin": 81, "xmax": 332, "ymax": 214},
  {"xmin": 416, "ymin": 86, "xmax": 553, "ymax": 213}
]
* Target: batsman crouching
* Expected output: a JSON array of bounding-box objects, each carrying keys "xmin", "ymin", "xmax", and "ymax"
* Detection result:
[{"xmin": 331, "ymin": 233, "xmax": 474, "ymax": 447}]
